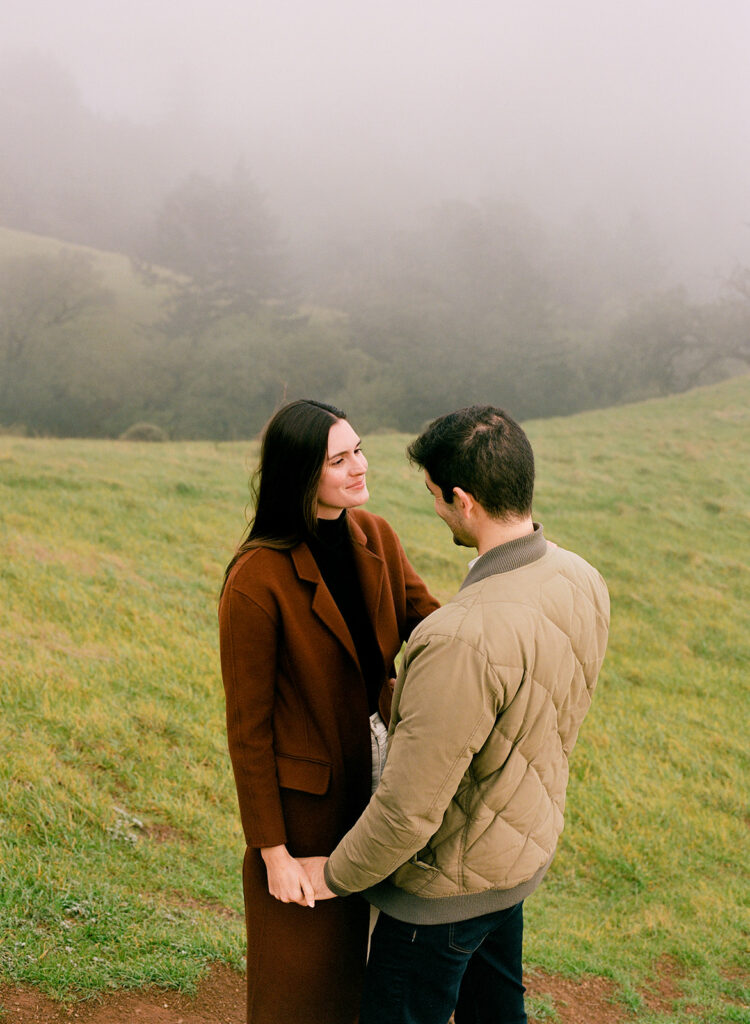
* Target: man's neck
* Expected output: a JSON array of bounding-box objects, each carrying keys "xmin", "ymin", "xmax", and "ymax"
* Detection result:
[{"xmin": 473, "ymin": 516, "xmax": 534, "ymax": 557}]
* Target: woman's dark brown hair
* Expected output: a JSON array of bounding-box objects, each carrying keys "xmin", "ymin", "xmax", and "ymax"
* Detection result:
[{"xmin": 220, "ymin": 398, "xmax": 346, "ymax": 596}]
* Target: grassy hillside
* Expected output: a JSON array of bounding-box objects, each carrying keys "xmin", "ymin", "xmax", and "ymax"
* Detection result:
[
  {"xmin": 0, "ymin": 225, "xmax": 169, "ymax": 322},
  {"xmin": 1, "ymin": 377, "xmax": 748, "ymax": 1022},
  {"xmin": 0, "ymin": 226, "xmax": 182, "ymax": 439}
]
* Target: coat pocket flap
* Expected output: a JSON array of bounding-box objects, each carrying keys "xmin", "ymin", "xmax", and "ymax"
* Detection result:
[{"xmin": 276, "ymin": 754, "xmax": 331, "ymax": 795}]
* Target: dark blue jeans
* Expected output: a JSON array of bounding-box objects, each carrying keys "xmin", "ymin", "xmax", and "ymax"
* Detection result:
[{"xmin": 360, "ymin": 901, "xmax": 527, "ymax": 1024}]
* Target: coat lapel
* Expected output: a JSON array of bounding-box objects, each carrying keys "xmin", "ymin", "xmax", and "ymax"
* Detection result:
[
  {"xmin": 348, "ymin": 514, "xmax": 386, "ymax": 644},
  {"xmin": 290, "ymin": 542, "xmax": 361, "ymax": 667}
]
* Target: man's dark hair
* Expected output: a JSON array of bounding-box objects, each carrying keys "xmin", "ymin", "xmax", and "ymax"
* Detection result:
[{"xmin": 407, "ymin": 406, "xmax": 534, "ymax": 519}]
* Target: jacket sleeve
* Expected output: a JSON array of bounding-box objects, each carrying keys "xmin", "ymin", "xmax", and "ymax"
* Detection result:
[
  {"xmin": 219, "ymin": 584, "xmax": 287, "ymax": 849},
  {"xmin": 325, "ymin": 629, "xmax": 504, "ymax": 895}
]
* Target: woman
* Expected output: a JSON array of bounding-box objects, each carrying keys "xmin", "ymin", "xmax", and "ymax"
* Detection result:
[{"xmin": 219, "ymin": 399, "xmax": 439, "ymax": 1024}]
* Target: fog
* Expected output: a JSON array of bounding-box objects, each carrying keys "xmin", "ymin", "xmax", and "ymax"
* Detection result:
[{"xmin": 3, "ymin": 0, "xmax": 750, "ymax": 292}]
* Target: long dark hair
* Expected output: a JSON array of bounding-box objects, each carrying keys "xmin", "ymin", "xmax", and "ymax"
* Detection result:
[{"xmin": 221, "ymin": 399, "xmax": 347, "ymax": 595}]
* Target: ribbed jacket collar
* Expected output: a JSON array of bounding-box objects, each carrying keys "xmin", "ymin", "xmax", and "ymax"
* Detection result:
[{"xmin": 460, "ymin": 522, "xmax": 547, "ymax": 590}]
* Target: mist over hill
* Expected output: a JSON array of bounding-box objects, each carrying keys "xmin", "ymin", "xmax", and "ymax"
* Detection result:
[
  {"xmin": 1, "ymin": 2, "xmax": 749, "ymax": 437},
  {"xmin": 1, "ymin": 215, "xmax": 748, "ymax": 439},
  {"xmin": 3, "ymin": 0, "xmax": 750, "ymax": 290}
]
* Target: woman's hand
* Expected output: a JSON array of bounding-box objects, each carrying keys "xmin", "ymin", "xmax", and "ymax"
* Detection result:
[{"xmin": 260, "ymin": 845, "xmax": 316, "ymax": 907}]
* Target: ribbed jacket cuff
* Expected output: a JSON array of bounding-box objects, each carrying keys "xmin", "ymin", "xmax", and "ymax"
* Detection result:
[{"xmin": 323, "ymin": 859, "xmax": 352, "ymax": 898}]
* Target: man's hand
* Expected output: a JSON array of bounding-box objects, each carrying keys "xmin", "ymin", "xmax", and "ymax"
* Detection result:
[
  {"xmin": 260, "ymin": 845, "xmax": 316, "ymax": 907},
  {"xmin": 298, "ymin": 856, "xmax": 337, "ymax": 900}
]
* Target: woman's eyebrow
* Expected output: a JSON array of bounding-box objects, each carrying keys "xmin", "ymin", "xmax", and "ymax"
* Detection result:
[{"xmin": 328, "ymin": 438, "xmax": 362, "ymax": 459}]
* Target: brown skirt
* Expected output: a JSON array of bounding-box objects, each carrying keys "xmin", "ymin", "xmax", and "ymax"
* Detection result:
[{"xmin": 243, "ymin": 847, "xmax": 370, "ymax": 1024}]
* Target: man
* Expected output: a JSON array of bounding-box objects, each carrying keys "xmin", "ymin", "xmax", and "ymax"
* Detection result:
[{"xmin": 302, "ymin": 405, "xmax": 610, "ymax": 1024}]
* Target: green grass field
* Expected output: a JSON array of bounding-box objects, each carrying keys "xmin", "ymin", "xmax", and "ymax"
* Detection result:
[{"xmin": 1, "ymin": 377, "xmax": 748, "ymax": 1022}]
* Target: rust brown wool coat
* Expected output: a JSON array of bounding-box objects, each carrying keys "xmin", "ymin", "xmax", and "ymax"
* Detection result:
[{"xmin": 219, "ymin": 509, "xmax": 439, "ymax": 1024}]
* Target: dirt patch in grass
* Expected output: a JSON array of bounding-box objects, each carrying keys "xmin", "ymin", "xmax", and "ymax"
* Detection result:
[
  {"xmin": 642, "ymin": 954, "xmax": 685, "ymax": 1015},
  {"xmin": 0, "ymin": 964, "xmax": 245, "ymax": 1024},
  {"xmin": 170, "ymin": 893, "xmax": 243, "ymax": 921},
  {"xmin": 143, "ymin": 821, "xmax": 189, "ymax": 844},
  {"xmin": 526, "ymin": 969, "xmax": 625, "ymax": 1023},
  {"xmin": 0, "ymin": 961, "xmax": 709, "ymax": 1023}
]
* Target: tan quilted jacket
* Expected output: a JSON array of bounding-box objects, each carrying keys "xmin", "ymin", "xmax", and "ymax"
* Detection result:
[{"xmin": 326, "ymin": 527, "xmax": 609, "ymax": 921}]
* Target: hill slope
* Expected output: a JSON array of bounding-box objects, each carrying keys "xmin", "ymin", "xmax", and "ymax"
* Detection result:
[
  {"xmin": 0, "ymin": 225, "xmax": 169, "ymax": 317},
  {"xmin": 1, "ymin": 376, "xmax": 748, "ymax": 1022}
]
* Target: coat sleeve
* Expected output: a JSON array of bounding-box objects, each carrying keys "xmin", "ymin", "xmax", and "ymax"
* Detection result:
[
  {"xmin": 400, "ymin": 543, "xmax": 440, "ymax": 639},
  {"xmin": 377, "ymin": 525, "xmax": 440, "ymax": 722},
  {"xmin": 325, "ymin": 629, "xmax": 504, "ymax": 895},
  {"xmin": 219, "ymin": 584, "xmax": 287, "ymax": 849}
]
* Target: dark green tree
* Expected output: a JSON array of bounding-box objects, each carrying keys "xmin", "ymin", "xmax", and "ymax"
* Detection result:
[
  {"xmin": 141, "ymin": 164, "xmax": 288, "ymax": 337},
  {"xmin": 0, "ymin": 250, "xmax": 113, "ymax": 422}
]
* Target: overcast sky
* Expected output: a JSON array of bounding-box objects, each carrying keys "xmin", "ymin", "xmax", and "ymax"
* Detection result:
[{"xmin": 3, "ymin": 0, "xmax": 750, "ymax": 287}]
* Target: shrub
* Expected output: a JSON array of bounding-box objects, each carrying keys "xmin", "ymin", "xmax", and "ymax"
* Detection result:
[
  {"xmin": 0, "ymin": 422, "xmax": 28, "ymax": 436},
  {"xmin": 119, "ymin": 422, "xmax": 168, "ymax": 442}
]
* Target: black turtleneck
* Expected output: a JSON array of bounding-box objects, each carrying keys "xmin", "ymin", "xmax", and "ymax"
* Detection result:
[{"xmin": 305, "ymin": 513, "xmax": 385, "ymax": 714}]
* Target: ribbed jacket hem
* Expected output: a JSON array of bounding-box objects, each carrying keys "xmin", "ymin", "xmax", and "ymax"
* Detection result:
[{"xmin": 357, "ymin": 856, "xmax": 554, "ymax": 925}]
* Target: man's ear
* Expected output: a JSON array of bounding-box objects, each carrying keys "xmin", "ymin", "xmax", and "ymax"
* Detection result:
[{"xmin": 452, "ymin": 487, "xmax": 475, "ymax": 515}]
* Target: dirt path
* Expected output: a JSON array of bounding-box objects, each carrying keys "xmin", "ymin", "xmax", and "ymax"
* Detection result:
[{"xmin": 0, "ymin": 962, "xmax": 684, "ymax": 1023}]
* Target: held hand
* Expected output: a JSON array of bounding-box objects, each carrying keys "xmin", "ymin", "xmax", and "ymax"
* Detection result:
[
  {"xmin": 260, "ymin": 845, "xmax": 316, "ymax": 907},
  {"xmin": 298, "ymin": 856, "xmax": 337, "ymax": 900}
]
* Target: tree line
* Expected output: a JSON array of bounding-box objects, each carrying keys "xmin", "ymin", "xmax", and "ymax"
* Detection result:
[
  {"xmin": 1, "ymin": 174, "xmax": 748, "ymax": 438},
  {"xmin": 1, "ymin": 56, "xmax": 748, "ymax": 438}
]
